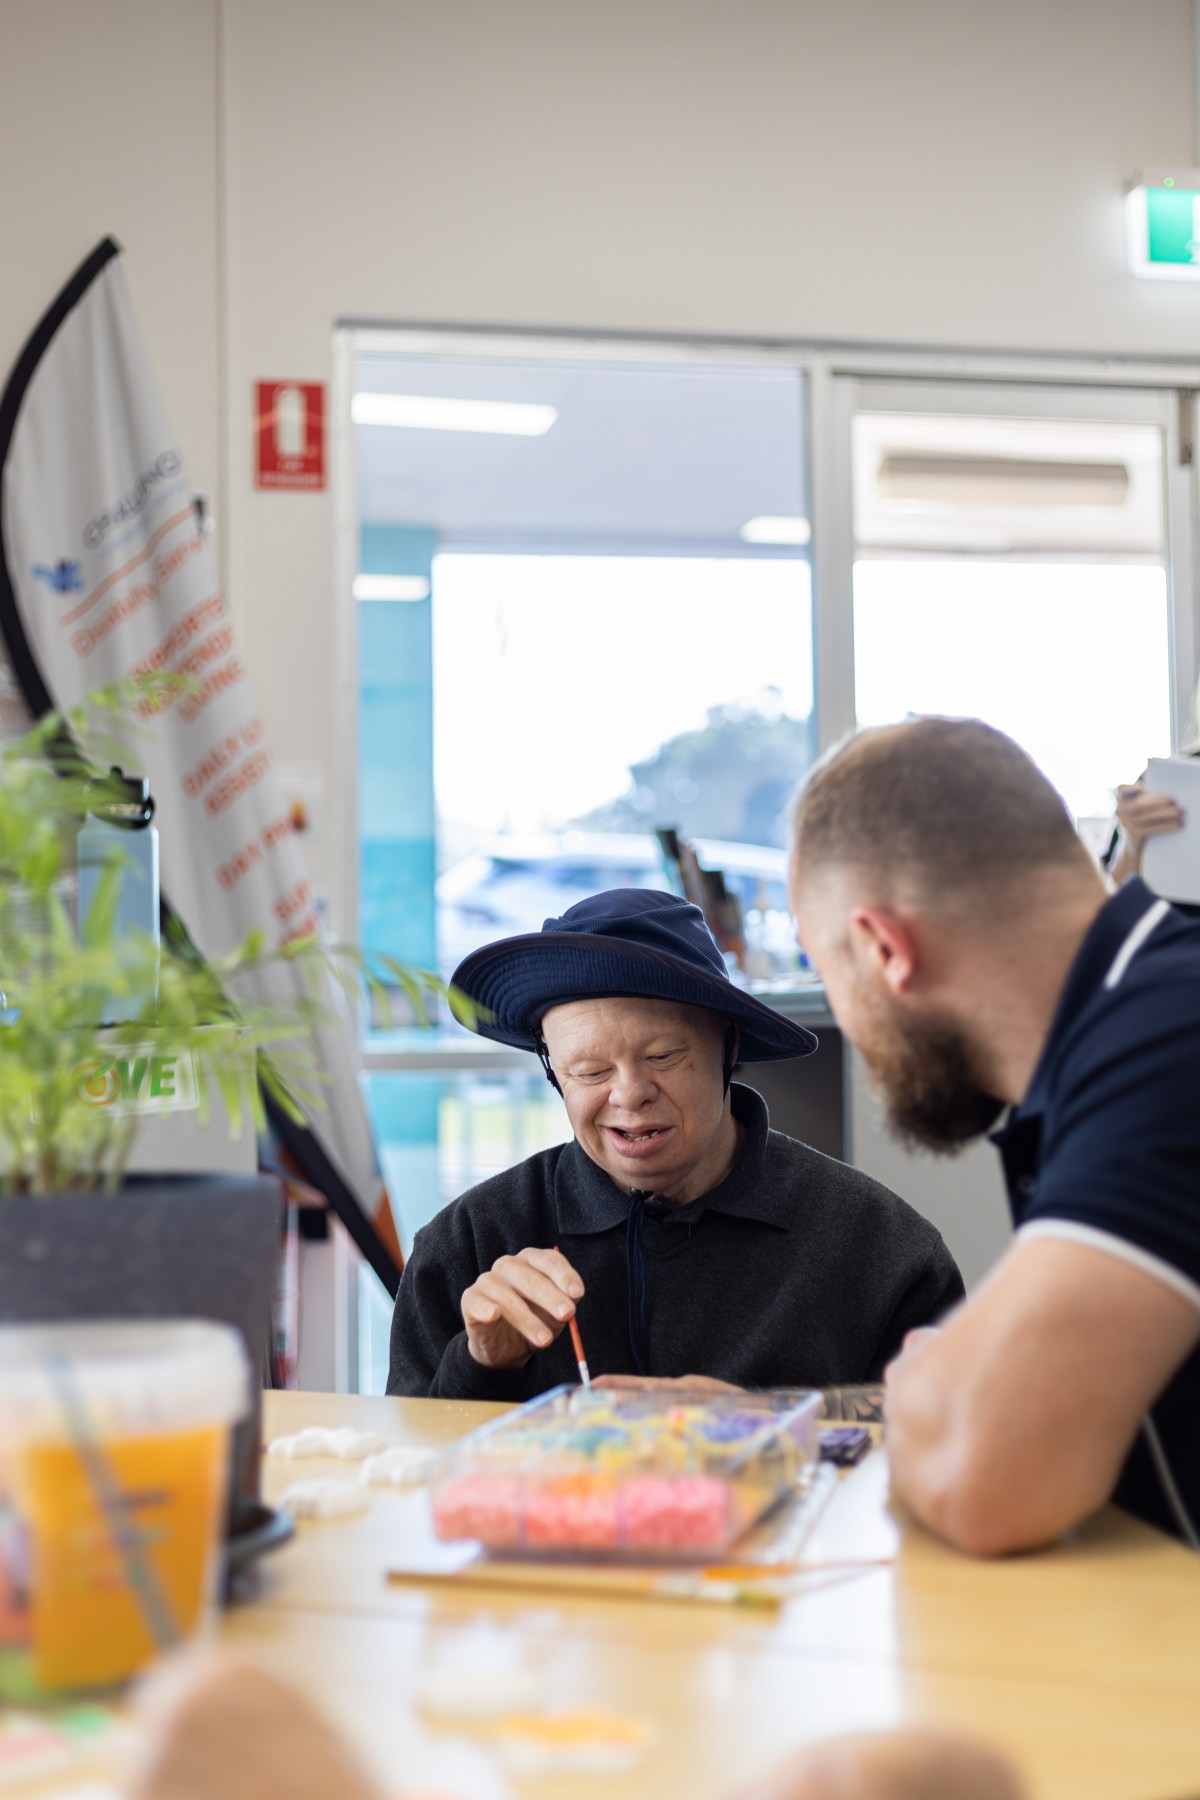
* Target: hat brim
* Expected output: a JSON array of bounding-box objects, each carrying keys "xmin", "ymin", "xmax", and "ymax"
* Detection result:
[{"xmin": 450, "ymin": 931, "xmax": 818, "ymax": 1062}]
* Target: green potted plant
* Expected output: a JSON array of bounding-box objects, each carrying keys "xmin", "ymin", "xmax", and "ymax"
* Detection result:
[{"xmin": 0, "ymin": 682, "xmax": 447, "ymax": 1542}]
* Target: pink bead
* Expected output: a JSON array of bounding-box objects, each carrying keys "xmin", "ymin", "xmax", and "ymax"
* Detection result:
[
  {"xmin": 621, "ymin": 1475, "xmax": 730, "ymax": 1551},
  {"xmin": 432, "ymin": 1472, "xmax": 522, "ymax": 1547},
  {"xmin": 524, "ymin": 1481, "xmax": 619, "ymax": 1550}
]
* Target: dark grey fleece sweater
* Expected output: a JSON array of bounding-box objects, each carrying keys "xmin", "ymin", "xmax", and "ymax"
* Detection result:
[{"xmin": 387, "ymin": 1084, "xmax": 964, "ymax": 1401}]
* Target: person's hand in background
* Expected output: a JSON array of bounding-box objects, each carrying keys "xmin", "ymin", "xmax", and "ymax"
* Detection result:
[{"xmin": 1110, "ymin": 782, "xmax": 1183, "ymax": 884}]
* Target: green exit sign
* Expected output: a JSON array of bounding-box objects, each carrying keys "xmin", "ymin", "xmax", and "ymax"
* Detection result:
[{"xmin": 1127, "ymin": 169, "xmax": 1200, "ymax": 280}]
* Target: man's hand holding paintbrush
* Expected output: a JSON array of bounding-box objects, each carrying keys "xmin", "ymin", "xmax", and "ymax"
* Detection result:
[{"xmin": 460, "ymin": 1246, "xmax": 586, "ymax": 1371}]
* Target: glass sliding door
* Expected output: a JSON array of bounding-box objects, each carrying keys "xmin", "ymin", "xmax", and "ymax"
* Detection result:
[
  {"xmin": 830, "ymin": 375, "xmax": 1192, "ymax": 1293},
  {"xmin": 842, "ymin": 380, "xmax": 1188, "ymax": 847}
]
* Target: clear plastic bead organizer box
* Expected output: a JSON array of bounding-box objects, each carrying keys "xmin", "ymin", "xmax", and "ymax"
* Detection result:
[{"xmin": 430, "ymin": 1385, "xmax": 823, "ymax": 1561}]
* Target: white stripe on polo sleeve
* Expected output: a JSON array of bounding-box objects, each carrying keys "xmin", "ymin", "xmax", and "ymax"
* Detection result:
[{"xmin": 1016, "ymin": 1218, "xmax": 1200, "ymax": 1313}]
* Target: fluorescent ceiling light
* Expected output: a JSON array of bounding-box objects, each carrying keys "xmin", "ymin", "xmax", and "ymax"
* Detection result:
[
  {"xmin": 351, "ymin": 393, "xmax": 557, "ymax": 436},
  {"xmin": 740, "ymin": 515, "xmax": 812, "ymax": 546},
  {"xmin": 353, "ymin": 574, "xmax": 431, "ymax": 602}
]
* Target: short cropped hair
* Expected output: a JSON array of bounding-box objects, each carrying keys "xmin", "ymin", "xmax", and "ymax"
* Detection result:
[{"xmin": 791, "ymin": 717, "xmax": 1089, "ymax": 905}]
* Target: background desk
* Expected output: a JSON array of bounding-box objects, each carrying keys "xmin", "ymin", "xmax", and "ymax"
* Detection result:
[{"xmin": 233, "ymin": 1392, "xmax": 1200, "ymax": 1800}]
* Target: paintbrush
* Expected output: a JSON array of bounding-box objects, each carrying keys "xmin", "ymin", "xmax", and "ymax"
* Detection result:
[{"xmin": 568, "ymin": 1314, "xmax": 591, "ymax": 1388}]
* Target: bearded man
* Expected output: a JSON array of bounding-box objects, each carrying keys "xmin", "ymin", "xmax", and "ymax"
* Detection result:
[
  {"xmin": 789, "ymin": 716, "xmax": 1200, "ymax": 1554},
  {"xmin": 388, "ymin": 889, "xmax": 962, "ymax": 1401}
]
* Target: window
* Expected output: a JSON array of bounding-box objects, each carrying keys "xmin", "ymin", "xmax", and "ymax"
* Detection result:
[{"xmin": 352, "ymin": 351, "xmax": 814, "ymax": 997}]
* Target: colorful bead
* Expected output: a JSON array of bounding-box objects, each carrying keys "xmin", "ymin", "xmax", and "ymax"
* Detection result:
[
  {"xmin": 432, "ymin": 1472, "xmax": 522, "ymax": 1546},
  {"xmin": 524, "ymin": 1479, "xmax": 619, "ymax": 1549},
  {"xmin": 621, "ymin": 1475, "xmax": 729, "ymax": 1551}
]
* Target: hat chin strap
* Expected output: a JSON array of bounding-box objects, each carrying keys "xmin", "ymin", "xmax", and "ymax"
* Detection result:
[{"xmin": 536, "ymin": 1035, "xmax": 562, "ymax": 1095}]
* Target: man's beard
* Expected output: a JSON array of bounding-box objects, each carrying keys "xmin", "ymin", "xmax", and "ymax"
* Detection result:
[{"xmin": 858, "ymin": 1002, "xmax": 1005, "ymax": 1155}]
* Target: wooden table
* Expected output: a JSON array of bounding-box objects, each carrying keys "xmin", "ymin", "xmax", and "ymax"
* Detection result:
[{"xmin": 226, "ymin": 1391, "xmax": 1200, "ymax": 1800}]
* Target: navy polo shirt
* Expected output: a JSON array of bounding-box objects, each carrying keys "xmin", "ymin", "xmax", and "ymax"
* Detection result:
[{"xmin": 991, "ymin": 878, "xmax": 1200, "ymax": 1541}]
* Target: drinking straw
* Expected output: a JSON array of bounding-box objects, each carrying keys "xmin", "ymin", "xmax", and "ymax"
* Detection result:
[{"xmin": 48, "ymin": 1353, "xmax": 180, "ymax": 1653}]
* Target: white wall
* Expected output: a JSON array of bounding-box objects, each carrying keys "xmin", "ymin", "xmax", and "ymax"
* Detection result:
[{"xmin": 0, "ymin": 0, "xmax": 221, "ymax": 524}]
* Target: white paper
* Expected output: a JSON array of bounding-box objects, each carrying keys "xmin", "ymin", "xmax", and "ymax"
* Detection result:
[{"xmin": 1140, "ymin": 758, "xmax": 1200, "ymax": 903}]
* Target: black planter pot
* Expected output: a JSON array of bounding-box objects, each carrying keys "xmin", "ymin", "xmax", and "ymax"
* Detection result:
[{"xmin": 0, "ymin": 1174, "xmax": 282, "ymax": 1540}]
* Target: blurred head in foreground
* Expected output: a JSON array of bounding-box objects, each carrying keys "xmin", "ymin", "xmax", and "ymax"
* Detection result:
[{"xmin": 737, "ymin": 1727, "xmax": 1026, "ymax": 1800}]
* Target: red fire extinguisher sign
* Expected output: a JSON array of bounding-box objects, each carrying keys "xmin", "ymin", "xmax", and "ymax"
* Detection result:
[{"xmin": 255, "ymin": 382, "xmax": 325, "ymax": 490}]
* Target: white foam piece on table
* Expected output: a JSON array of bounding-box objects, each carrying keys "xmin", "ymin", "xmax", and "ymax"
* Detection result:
[
  {"xmin": 416, "ymin": 1659, "xmax": 541, "ymax": 1721},
  {"xmin": 278, "ymin": 1478, "xmax": 371, "ymax": 1519},
  {"xmin": 267, "ymin": 1426, "xmax": 387, "ymax": 1460},
  {"xmin": 359, "ymin": 1445, "xmax": 436, "ymax": 1488}
]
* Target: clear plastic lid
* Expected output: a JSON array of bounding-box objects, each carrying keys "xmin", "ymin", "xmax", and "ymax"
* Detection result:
[{"xmin": 0, "ymin": 1319, "xmax": 250, "ymax": 1442}]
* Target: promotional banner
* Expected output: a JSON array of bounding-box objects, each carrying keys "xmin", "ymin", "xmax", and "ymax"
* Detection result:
[{"xmin": 0, "ymin": 239, "xmax": 402, "ymax": 1293}]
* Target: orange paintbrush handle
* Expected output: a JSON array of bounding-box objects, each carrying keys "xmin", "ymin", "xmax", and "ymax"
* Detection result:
[{"xmin": 555, "ymin": 1247, "xmax": 591, "ymax": 1386}]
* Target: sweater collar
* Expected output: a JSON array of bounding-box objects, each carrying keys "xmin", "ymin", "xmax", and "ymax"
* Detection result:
[{"xmin": 554, "ymin": 1082, "xmax": 787, "ymax": 1236}]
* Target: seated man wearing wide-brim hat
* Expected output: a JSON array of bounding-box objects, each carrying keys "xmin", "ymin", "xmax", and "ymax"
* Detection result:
[{"xmin": 388, "ymin": 890, "xmax": 964, "ymax": 1400}]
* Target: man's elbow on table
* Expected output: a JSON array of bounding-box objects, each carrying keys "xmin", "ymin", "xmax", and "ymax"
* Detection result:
[
  {"xmin": 884, "ymin": 1317, "xmax": 1124, "ymax": 1558},
  {"xmin": 888, "ymin": 1411, "xmax": 1118, "ymax": 1558},
  {"xmin": 883, "ymin": 1236, "xmax": 1200, "ymax": 1556}
]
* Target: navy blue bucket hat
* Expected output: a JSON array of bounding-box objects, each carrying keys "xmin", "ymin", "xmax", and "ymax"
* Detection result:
[{"xmin": 450, "ymin": 888, "xmax": 818, "ymax": 1063}]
